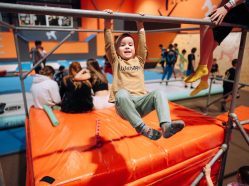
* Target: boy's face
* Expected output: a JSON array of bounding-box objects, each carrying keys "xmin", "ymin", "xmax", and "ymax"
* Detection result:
[{"xmin": 117, "ymin": 36, "xmax": 135, "ymax": 60}]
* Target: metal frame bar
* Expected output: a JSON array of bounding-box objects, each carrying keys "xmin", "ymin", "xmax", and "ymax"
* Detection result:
[
  {"xmin": 218, "ymin": 29, "xmax": 248, "ymax": 186},
  {"xmin": 0, "ymin": 2, "xmax": 248, "ymax": 28},
  {"xmin": 13, "ymin": 29, "xmax": 29, "ymax": 117},
  {"xmin": 206, "ymin": 84, "xmax": 244, "ymax": 111},
  {"xmin": 230, "ymin": 113, "xmax": 249, "ymax": 145},
  {"xmin": 14, "ymin": 26, "xmax": 200, "ymax": 33},
  {"xmin": 205, "ymin": 74, "xmax": 249, "ymax": 113},
  {"xmin": 1, "ymin": 18, "xmax": 200, "ymax": 33},
  {"xmin": 191, "ymin": 144, "xmax": 227, "ymax": 186}
]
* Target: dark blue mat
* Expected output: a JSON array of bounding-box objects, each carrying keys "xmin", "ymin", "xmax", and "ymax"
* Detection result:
[{"xmin": 0, "ymin": 127, "xmax": 26, "ymax": 156}]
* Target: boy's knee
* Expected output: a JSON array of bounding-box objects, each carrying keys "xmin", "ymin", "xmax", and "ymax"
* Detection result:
[
  {"xmin": 115, "ymin": 89, "xmax": 130, "ymax": 101},
  {"xmin": 152, "ymin": 90, "xmax": 164, "ymax": 99}
]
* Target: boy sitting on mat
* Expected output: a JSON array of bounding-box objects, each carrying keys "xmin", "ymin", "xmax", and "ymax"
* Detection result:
[{"xmin": 104, "ymin": 9, "xmax": 185, "ymax": 140}]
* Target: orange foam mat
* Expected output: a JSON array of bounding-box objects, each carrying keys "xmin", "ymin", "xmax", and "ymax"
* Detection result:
[
  {"xmin": 26, "ymin": 102, "xmax": 224, "ymax": 185},
  {"xmin": 216, "ymin": 105, "xmax": 249, "ymax": 133}
]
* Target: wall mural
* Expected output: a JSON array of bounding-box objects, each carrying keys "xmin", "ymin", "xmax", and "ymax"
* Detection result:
[{"xmin": 202, "ymin": 0, "xmax": 216, "ymax": 17}]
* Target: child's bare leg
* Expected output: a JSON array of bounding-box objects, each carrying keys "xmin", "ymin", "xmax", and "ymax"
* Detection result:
[{"xmin": 185, "ymin": 26, "xmax": 217, "ymax": 83}]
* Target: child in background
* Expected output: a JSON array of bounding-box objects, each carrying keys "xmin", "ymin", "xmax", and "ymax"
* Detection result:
[
  {"xmin": 185, "ymin": 48, "xmax": 197, "ymax": 89},
  {"xmin": 178, "ymin": 49, "xmax": 187, "ymax": 80},
  {"xmin": 221, "ymin": 59, "xmax": 239, "ymax": 112},
  {"xmin": 104, "ymin": 9, "xmax": 185, "ymax": 140},
  {"xmin": 161, "ymin": 44, "xmax": 177, "ymax": 85}
]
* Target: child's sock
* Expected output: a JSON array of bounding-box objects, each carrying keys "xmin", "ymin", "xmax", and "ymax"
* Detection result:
[
  {"xmin": 160, "ymin": 120, "xmax": 185, "ymax": 138},
  {"xmin": 184, "ymin": 64, "xmax": 208, "ymax": 83},
  {"xmin": 190, "ymin": 80, "xmax": 209, "ymax": 96},
  {"xmin": 135, "ymin": 123, "xmax": 162, "ymax": 140}
]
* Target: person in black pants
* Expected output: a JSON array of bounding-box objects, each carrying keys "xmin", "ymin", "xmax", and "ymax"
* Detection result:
[{"xmin": 221, "ymin": 59, "xmax": 239, "ymax": 112}]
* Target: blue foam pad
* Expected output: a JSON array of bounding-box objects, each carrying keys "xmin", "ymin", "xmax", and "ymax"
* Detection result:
[
  {"xmin": 144, "ymin": 70, "xmax": 162, "ymax": 81},
  {"xmin": 15, "ymin": 63, "xmax": 31, "ymax": 71},
  {"xmin": 57, "ymin": 60, "xmax": 70, "ymax": 68},
  {"xmin": 0, "ymin": 127, "xmax": 26, "ymax": 156},
  {"xmin": 0, "ymin": 115, "xmax": 25, "ymax": 129},
  {"xmin": 0, "ymin": 76, "xmax": 33, "ymax": 93}
]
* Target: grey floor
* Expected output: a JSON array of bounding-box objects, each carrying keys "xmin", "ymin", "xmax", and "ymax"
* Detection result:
[
  {"xmin": 0, "ymin": 90, "xmax": 249, "ymax": 186},
  {"xmin": 174, "ymin": 90, "xmax": 249, "ymax": 186}
]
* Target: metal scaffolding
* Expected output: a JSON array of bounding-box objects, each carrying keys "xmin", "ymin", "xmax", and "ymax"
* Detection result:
[{"xmin": 0, "ymin": 2, "xmax": 248, "ymax": 186}]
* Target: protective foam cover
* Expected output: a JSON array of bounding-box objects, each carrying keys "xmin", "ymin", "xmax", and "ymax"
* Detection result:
[
  {"xmin": 26, "ymin": 102, "xmax": 224, "ymax": 186},
  {"xmin": 216, "ymin": 105, "xmax": 249, "ymax": 132}
]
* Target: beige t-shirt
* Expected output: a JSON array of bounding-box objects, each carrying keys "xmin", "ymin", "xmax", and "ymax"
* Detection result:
[{"xmin": 104, "ymin": 29, "xmax": 148, "ymax": 102}]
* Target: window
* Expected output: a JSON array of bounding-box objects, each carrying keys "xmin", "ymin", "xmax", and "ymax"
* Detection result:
[{"xmin": 18, "ymin": 2, "xmax": 73, "ymax": 28}]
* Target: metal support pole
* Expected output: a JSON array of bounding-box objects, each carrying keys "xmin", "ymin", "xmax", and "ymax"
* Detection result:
[
  {"xmin": 205, "ymin": 77, "xmax": 214, "ymax": 114},
  {"xmin": 22, "ymin": 30, "xmax": 75, "ymax": 79},
  {"xmin": 218, "ymin": 29, "xmax": 247, "ymax": 186},
  {"xmin": 0, "ymin": 3, "xmax": 247, "ymax": 28},
  {"xmin": 191, "ymin": 144, "xmax": 227, "ymax": 186},
  {"xmin": 13, "ymin": 29, "xmax": 29, "ymax": 118}
]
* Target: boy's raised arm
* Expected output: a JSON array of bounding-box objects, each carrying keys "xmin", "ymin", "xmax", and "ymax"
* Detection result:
[
  {"xmin": 136, "ymin": 20, "xmax": 147, "ymax": 62},
  {"xmin": 104, "ymin": 9, "xmax": 117, "ymax": 64}
]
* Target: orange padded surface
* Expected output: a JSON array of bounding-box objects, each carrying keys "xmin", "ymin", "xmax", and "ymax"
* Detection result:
[
  {"xmin": 26, "ymin": 102, "xmax": 224, "ymax": 185},
  {"xmin": 216, "ymin": 105, "xmax": 249, "ymax": 133}
]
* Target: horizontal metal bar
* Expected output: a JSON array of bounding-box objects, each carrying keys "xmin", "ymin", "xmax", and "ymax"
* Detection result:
[
  {"xmin": 0, "ymin": 3, "xmax": 247, "ymax": 28},
  {"xmin": 14, "ymin": 26, "xmax": 200, "ymax": 33},
  {"xmin": 240, "ymin": 120, "xmax": 249, "ymax": 125},
  {"xmin": 214, "ymin": 77, "xmax": 249, "ymax": 87},
  {"xmin": 206, "ymin": 85, "xmax": 244, "ymax": 108}
]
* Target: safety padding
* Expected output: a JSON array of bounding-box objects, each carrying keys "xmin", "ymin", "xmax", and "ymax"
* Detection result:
[
  {"xmin": 26, "ymin": 102, "xmax": 224, "ymax": 186},
  {"xmin": 216, "ymin": 105, "xmax": 249, "ymax": 133}
]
